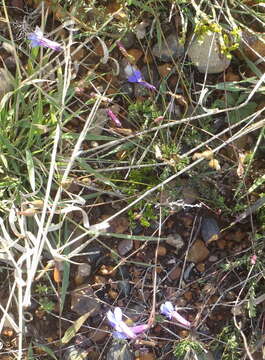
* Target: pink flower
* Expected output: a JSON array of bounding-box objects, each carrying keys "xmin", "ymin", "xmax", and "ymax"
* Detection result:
[
  {"xmin": 107, "ymin": 109, "xmax": 122, "ymax": 127},
  {"xmin": 160, "ymin": 301, "xmax": 191, "ymax": 328},
  {"xmin": 107, "ymin": 307, "xmax": 148, "ymax": 339},
  {"xmin": 250, "ymin": 255, "xmax": 257, "ymax": 265}
]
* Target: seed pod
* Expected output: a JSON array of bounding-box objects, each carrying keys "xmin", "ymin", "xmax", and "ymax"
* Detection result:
[
  {"xmin": 30, "ymin": 200, "xmax": 44, "ymax": 209},
  {"xmin": 17, "ymin": 208, "xmax": 38, "ymax": 216},
  {"xmin": 201, "ymin": 150, "xmax": 214, "ymax": 160}
]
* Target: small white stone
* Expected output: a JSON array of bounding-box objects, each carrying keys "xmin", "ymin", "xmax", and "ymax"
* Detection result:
[
  {"xmin": 77, "ymin": 263, "xmax": 91, "ymax": 277},
  {"xmin": 188, "ymin": 32, "xmax": 231, "ymax": 74}
]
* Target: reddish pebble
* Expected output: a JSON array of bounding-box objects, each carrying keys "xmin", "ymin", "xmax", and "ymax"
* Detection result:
[
  {"xmin": 196, "ymin": 263, "xmax": 206, "ymax": 272},
  {"xmin": 157, "ymin": 246, "xmax": 167, "ymax": 256},
  {"xmin": 168, "ymin": 266, "xmax": 182, "ymax": 281}
]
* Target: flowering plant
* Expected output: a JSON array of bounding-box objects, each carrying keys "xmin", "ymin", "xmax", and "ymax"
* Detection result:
[
  {"xmin": 107, "ymin": 109, "xmax": 122, "ymax": 127},
  {"xmin": 160, "ymin": 301, "xmax": 191, "ymax": 328},
  {"xmin": 107, "ymin": 307, "xmax": 149, "ymax": 339},
  {"xmin": 127, "ymin": 69, "xmax": 156, "ymax": 91},
  {"xmin": 28, "ymin": 27, "xmax": 62, "ymax": 51}
]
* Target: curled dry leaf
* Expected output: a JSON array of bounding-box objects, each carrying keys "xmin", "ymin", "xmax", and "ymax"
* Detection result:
[
  {"xmin": 237, "ymin": 152, "xmax": 246, "ymax": 177},
  {"xmin": 192, "ymin": 150, "xmax": 213, "ymax": 161},
  {"xmin": 17, "ymin": 208, "xmax": 38, "ymax": 216},
  {"xmin": 208, "ymin": 159, "xmax": 221, "ymax": 171}
]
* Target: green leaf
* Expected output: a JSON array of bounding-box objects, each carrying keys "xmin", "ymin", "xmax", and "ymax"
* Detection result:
[
  {"xmin": 34, "ymin": 343, "xmax": 58, "ymax": 360},
  {"xmin": 61, "ymin": 311, "xmax": 93, "ymax": 344},
  {"xmin": 61, "ymin": 260, "xmax": 70, "ymax": 311},
  {"xmin": 26, "ymin": 149, "xmax": 35, "ymax": 191}
]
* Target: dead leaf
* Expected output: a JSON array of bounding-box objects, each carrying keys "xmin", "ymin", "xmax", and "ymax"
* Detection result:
[{"xmin": 237, "ymin": 152, "xmax": 246, "ymax": 177}]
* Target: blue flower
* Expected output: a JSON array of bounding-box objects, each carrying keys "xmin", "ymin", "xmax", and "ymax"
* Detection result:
[
  {"xmin": 127, "ymin": 69, "xmax": 156, "ymax": 91},
  {"xmin": 28, "ymin": 27, "xmax": 62, "ymax": 51},
  {"xmin": 160, "ymin": 301, "xmax": 191, "ymax": 328},
  {"xmin": 107, "ymin": 307, "xmax": 149, "ymax": 339}
]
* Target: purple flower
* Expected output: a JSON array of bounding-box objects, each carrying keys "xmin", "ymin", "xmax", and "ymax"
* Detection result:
[
  {"xmin": 28, "ymin": 27, "xmax": 62, "ymax": 51},
  {"xmin": 107, "ymin": 307, "xmax": 148, "ymax": 339},
  {"xmin": 160, "ymin": 301, "xmax": 191, "ymax": 328},
  {"xmin": 107, "ymin": 109, "xmax": 122, "ymax": 127},
  {"xmin": 127, "ymin": 69, "xmax": 156, "ymax": 91}
]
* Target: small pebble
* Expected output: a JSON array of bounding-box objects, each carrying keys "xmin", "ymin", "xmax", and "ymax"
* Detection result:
[
  {"xmin": 77, "ymin": 263, "xmax": 91, "ymax": 277},
  {"xmin": 208, "ymin": 255, "xmax": 218, "ymax": 262},
  {"xmin": 217, "ymin": 239, "xmax": 226, "ymax": 249},
  {"xmin": 178, "ymin": 329, "xmax": 190, "ymax": 338},
  {"xmin": 99, "ymin": 265, "xmax": 116, "ymax": 276},
  {"xmin": 108, "ymin": 289, "xmax": 119, "ymax": 300},
  {"xmin": 107, "ymin": 342, "xmax": 134, "ymax": 360},
  {"xmin": 201, "ymin": 217, "xmax": 220, "ymax": 243},
  {"xmin": 196, "ymin": 263, "xmax": 206, "ymax": 272},
  {"xmin": 183, "ymin": 291, "xmax": 193, "ymax": 301},
  {"xmin": 71, "ymin": 285, "xmax": 101, "ymax": 316},
  {"xmin": 187, "ymin": 240, "xmax": 209, "ymax": 263},
  {"xmin": 127, "ymin": 48, "xmax": 143, "ymax": 64},
  {"xmin": 157, "ymin": 245, "xmax": 167, "ymax": 256},
  {"xmin": 168, "ymin": 265, "xmax": 181, "ymax": 281},
  {"xmin": 118, "ymin": 239, "xmax": 133, "ymax": 256},
  {"xmin": 89, "ymin": 325, "xmax": 109, "ymax": 343},
  {"xmin": 136, "ymin": 352, "xmax": 155, "ymax": 360},
  {"xmin": 152, "ymin": 33, "xmax": 184, "ymax": 61},
  {"xmin": 157, "ymin": 63, "xmax": 173, "ymax": 77},
  {"xmin": 165, "ymin": 234, "xmax": 184, "ymax": 254}
]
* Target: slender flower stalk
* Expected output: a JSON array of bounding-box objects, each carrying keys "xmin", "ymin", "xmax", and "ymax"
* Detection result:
[
  {"xmin": 116, "ymin": 41, "xmax": 135, "ymax": 63},
  {"xmin": 160, "ymin": 301, "xmax": 191, "ymax": 328},
  {"xmin": 107, "ymin": 109, "xmax": 122, "ymax": 127},
  {"xmin": 107, "ymin": 307, "xmax": 148, "ymax": 339},
  {"xmin": 28, "ymin": 27, "xmax": 62, "ymax": 51}
]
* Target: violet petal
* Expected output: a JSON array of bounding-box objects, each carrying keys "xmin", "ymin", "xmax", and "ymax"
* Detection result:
[
  {"xmin": 172, "ymin": 310, "xmax": 191, "ymax": 328},
  {"xmin": 160, "ymin": 301, "xmax": 174, "ymax": 319},
  {"xmin": 139, "ymin": 81, "xmax": 156, "ymax": 91}
]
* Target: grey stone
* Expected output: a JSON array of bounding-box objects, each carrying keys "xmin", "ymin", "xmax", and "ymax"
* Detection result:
[
  {"xmin": 63, "ymin": 346, "xmax": 88, "ymax": 360},
  {"xmin": 201, "ymin": 217, "xmax": 220, "ymax": 243},
  {"xmin": 107, "ymin": 342, "xmax": 134, "ymax": 360},
  {"xmin": 118, "ymin": 239, "xmax": 133, "ymax": 256},
  {"xmin": 71, "ymin": 284, "xmax": 101, "ymax": 316},
  {"xmin": 76, "ymin": 263, "xmax": 91, "ymax": 278},
  {"xmin": 152, "ymin": 34, "xmax": 184, "ymax": 61},
  {"xmin": 166, "ymin": 234, "xmax": 184, "ymax": 253},
  {"xmin": 188, "ymin": 33, "xmax": 230, "ymax": 74},
  {"xmin": 120, "ymin": 82, "xmax": 134, "ymax": 98}
]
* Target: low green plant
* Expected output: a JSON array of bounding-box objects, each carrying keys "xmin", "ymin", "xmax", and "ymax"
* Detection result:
[
  {"xmin": 128, "ymin": 200, "xmax": 157, "ymax": 228},
  {"xmin": 212, "ymin": 92, "xmax": 257, "ymax": 124},
  {"xmin": 127, "ymin": 100, "xmax": 162, "ymax": 129},
  {"xmin": 214, "ymin": 325, "xmax": 241, "ymax": 360},
  {"xmin": 173, "ymin": 338, "xmax": 205, "ymax": 359},
  {"xmin": 39, "ymin": 297, "xmax": 55, "ymax": 313}
]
